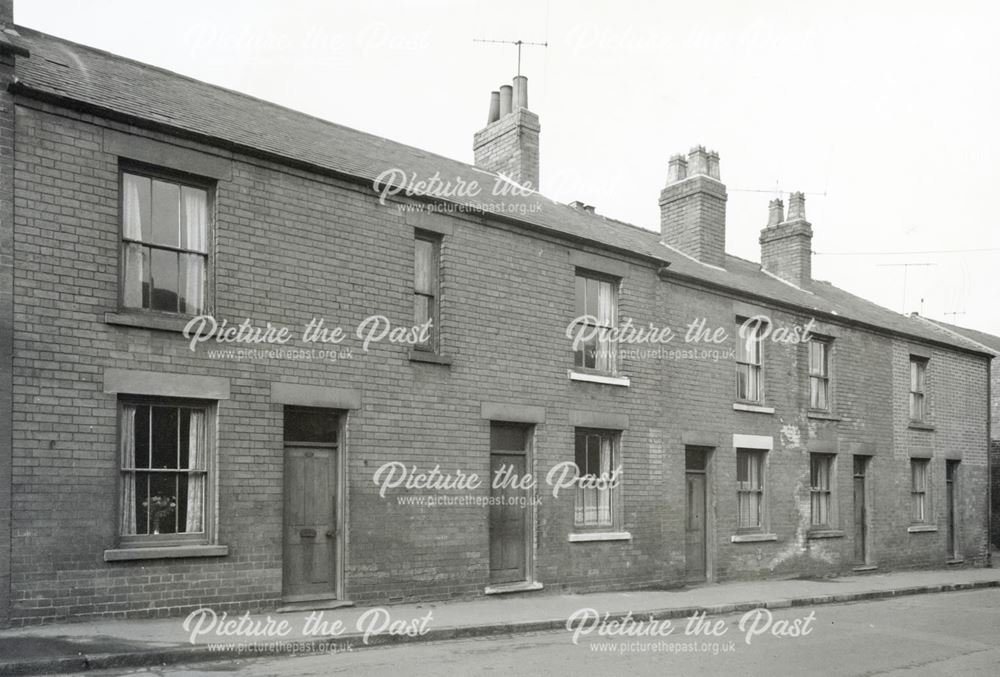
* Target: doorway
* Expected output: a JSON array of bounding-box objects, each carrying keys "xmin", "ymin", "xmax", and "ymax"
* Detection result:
[
  {"xmin": 853, "ymin": 455, "xmax": 871, "ymax": 566},
  {"xmin": 488, "ymin": 422, "xmax": 532, "ymax": 585},
  {"xmin": 946, "ymin": 460, "xmax": 960, "ymax": 560},
  {"xmin": 685, "ymin": 447, "xmax": 710, "ymax": 582},
  {"xmin": 282, "ymin": 407, "xmax": 342, "ymax": 601}
]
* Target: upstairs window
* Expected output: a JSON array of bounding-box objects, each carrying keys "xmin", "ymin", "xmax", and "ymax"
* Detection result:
[
  {"xmin": 122, "ymin": 170, "xmax": 209, "ymax": 315},
  {"xmin": 413, "ymin": 232, "xmax": 440, "ymax": 351},
  {"xmin": 573, "ymin": 272, "xmax": 618, "ymax": 373},
  {"xmin": 736, "ymin": 320, "xmax": 764, "ymax": 403},
  {"xmin": 809, "ymin": 339, "xmax": 831, "ymax": 410},
  {"xmin": 909, "ymin": 357, "xmax": 928, "ymax": 422}
]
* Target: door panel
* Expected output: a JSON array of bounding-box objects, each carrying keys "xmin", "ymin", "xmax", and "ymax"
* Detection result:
[
  {"xmin": 489, "ymin": 452, "xmax": 527, "ymax": 584},
  {"xmin": 283, "ymin": 446, "xmax": 336, "ymax": 598},
  {"xmin": 685, "ymin": 472, "xmax": 706, "ymax": 581}
]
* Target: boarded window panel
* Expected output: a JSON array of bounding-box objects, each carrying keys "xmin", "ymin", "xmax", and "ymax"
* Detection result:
[
  {"xmin": 284, "ymin": 408, "xmax": 338, "ymax": 444},
  {"xmin": 490, "ymin": 424, "xmax": 527, "ymax": 452},
  {"xmin": 414, "ymin": 239, "xmax": 434, "ymax": 294},
  {"xmin": 150, "ymin": 248, "xmax": 180, "ymax": 312},
  {"xmin": 151, "ymin": 180, "xmax": 180, "ymax": 248}
]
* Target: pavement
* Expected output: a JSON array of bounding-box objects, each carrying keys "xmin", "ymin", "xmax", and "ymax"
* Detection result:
[{"xmin": 1, "ymin": 566, "xmax": 998, "ymax": 676}]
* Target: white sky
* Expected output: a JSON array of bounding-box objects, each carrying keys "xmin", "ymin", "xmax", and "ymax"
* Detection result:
[{"xmin": 17, "ymin": 1, "xmax": 1000, "ymax": 335}]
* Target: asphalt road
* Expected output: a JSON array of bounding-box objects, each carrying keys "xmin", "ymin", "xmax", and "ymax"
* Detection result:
[{"xmin": 75, "ymin": 589, "xmax": 1000, "ymax": 677}]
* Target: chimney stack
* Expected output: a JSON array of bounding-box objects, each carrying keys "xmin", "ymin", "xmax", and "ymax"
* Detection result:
[
  {"xmin": 659, "ymin": 145, "xmax": 728, "ymax": 267},
  {"xmin": 473, "ymin": 76, "xmax": 541, "ymax": 190},
  {"xmin": 759, "ymin": 191, "xmax": 813, "ymax": 287}
]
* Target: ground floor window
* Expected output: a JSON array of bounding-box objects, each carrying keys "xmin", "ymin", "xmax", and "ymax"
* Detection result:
[
  {"xmin": 574, "ymin": 429, "xmax": 620, "ymax": 529},
  {"xmin": 736, "ymin": 449, "xmax": 766, "ymax": 530},
  {"xmin": 911, "ymin": 458, "xmax": 929, "ymax": 523},
  {"xmin": 810, "ymin": 453, "xmax": 834, "ymax": 527},
  {"xmin": 120, "ymin": 399, "xmax": 212, "ymax": 541}
]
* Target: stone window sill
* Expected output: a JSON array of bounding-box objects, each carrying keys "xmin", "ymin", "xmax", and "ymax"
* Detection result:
[
  {"xmin": 733, "ymin": 402, "xmax": 775, "ymax": 415},
  {"xmin": 568, "ymin": 531, "xmax": 632, "ymax": 542},
  {"xmin": 908, "ymin": 422, "xmax": 936, "ymax": 432},
  {"xmin": 484, "ymin": 581, "xmax": 544, "ymax": 595},
  {"xmin": 807, "ymin": 410, "xmax": 843, "ymax": 421},
  {"xmin": 105, "ymin": 311, "xmax": 193, "ymax": 333},
  {"xmin": 408, "ymin": 349, "xmax": 453, "ymax": 366},
  {"xmin": 731, "ymin": 532, "xmax": 777, "ymax": 543},
  {"xmin": 807, "ymin": 529, "xmax": 845, "ymax": 539},
  {"xmin": 568, "ymin": 370, "xmax": 630, "ymax": 387},
  {"xmin": 104, "ymin": 544, "xmax": 228, "ymax": 562},
  {"xmin": 907, "ymin": 524, "xmax": 938, "ymax": 533}
]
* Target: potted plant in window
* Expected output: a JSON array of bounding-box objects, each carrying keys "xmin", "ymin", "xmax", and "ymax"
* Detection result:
[{"xmin": 143, "ymin": 494, "xmax": 177, "ymax": 534}]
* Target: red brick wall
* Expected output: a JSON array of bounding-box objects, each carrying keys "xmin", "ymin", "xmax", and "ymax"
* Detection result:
[{"xmin": 6, "ymin": 99, "xmax": 992, "ymax": 624}]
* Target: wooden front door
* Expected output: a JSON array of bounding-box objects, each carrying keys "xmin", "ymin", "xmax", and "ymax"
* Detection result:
[
  {"xmin": 685, "ymin": 447, "xmax": 708, "ymax": 582},
  {"xmin": 853, "ymin": 456, "xmax": 869, "ymax": 565},
  {"xmin": 488, "ymin": 423, "xmax": 530, "ymax": 585},
  {"xmin": 283, "ymin": 446, "xmax": 337, "ymax": 599}
]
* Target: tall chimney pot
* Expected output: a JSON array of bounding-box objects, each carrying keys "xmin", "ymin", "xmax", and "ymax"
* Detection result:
[
  {"xmin": 512, "ymin": 75, "xmax": 528, "ymax": 111},
  {"xmin": 767, "ymin": 198, "xmax": 784, "ymax": 227},
  {"xmin": 499, "ymin": 85, "xmax": 513, "ymax": 117},
  {"xmin": 487, "ymin": 91, "xmax": 500, "ymax": 124}
]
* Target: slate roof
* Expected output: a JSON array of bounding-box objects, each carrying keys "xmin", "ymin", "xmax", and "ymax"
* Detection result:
[
  {"xmin": 914, "ymin": 317, "xmax": 1000, "ymax": 357},
  {"xmin": 4, "ymin": 25, "xmax": 990, "ymax": 357}
]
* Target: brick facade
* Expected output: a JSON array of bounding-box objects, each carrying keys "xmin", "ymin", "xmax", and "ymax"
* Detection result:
[{"xmin": 0, "ymin": 27, "xmax": 992, "ymax": 627}]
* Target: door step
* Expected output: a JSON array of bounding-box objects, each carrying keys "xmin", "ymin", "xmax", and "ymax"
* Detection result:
[{"xmin": 277, "ymin": 598, "xmax": 355, "ymax": 614}]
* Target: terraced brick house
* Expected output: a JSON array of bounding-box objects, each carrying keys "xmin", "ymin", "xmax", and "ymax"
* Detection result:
[{"xmin": 0, "ymin": 2, "xmax": 992, "ymax": 625}]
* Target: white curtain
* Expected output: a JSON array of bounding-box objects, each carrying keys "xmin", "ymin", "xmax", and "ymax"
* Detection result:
[
  {"xmin": 122, "ymin": 177, "xmax": 145, "ymax": 308},
  {"xmin": 186, "ymin": 411, "xmax": 206, "ymax": 533},
  {"xmin": 596, "ymin": 280, "xmax": 615, "ymax": 372},
  {"xmin": 120, "ymin": 406, "xmax": 137, "ymax": 535},
  {"xmin": 181, "ymin": 188, "xmax": 207, "ymax": 315},
  {"xmin": 186, "ymin": 410, "xmax": 206, "ymax": 533}
]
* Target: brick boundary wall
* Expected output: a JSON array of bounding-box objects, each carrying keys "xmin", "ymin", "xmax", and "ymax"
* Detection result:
[{"xmin": 992, "ymin": 440, "xmax": 1000, "ymax": 549}]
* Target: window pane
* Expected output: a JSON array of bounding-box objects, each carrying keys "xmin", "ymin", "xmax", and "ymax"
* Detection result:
[
  {"xmin": 597, "ymin": 280, "xmax": 614, "ymax": 326},
  {"xmin": 150, "ymin": 248, "xmax": 180, "ymax": 312},
  {"xmin": 180, "ymin": 186, "xmax": 208, "ymax": 253},
  {"xmin": 586, "ymin": 435, "xmax": 601, "ymax": 476},
  {"xmin": 134, "ymin": 405, "xmax": 150, "ymax": 469},
  {"xmin": 414, "ymin": 294, "xmax": 431, "ymax": 327},
  {"xmin": 737, "ymin": 451, "xmax": 748, "ymax": 483},
  {"xmin": 135, "ymin": 471, "xmax": 150, "ymax": 535},
  {"xmin": 736, "ymin": 365, "xmax": 748, "ymax": 400},
  {"xmin": 414, "ymin": 239, "xmax": 434, "ymax": 294},
  {"xmin": 284, "ymin": 407, "xmax": 338, "ymax": 443},
  {"xmin": 151, "ymin": 179, "xmax": 180, "ymax": 248},
  {"xmin": 575, "ymin": 275, "xmax": 586, "ymax": 317},
  {"xmin": 123, "ymin": 173, "xmax": 151, "ymax": 242},
  {"xmin": 122, "ymin": 242, "xmax": 146, "ymax": 309},
  {"xmin": 178, "ymin": 254, "xmax": 205, "ymax": 315},
  {"xmin": 574, "ymin": 432, "xmax": 587, "ymax": 474},
  {"xmin": 148, "ymin": 472, "xmax": 180, "ymax": 534},
  {"xmin": 178, "ymin": 409, "xmax": 191, "ymax": 469},
  {"xmin": 151, "ymin": 406, "xmax": 179, "ymax": 469},
  {"xmin": 585, "ymin": 277, "xmax": 599, "ymax": 318}
]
